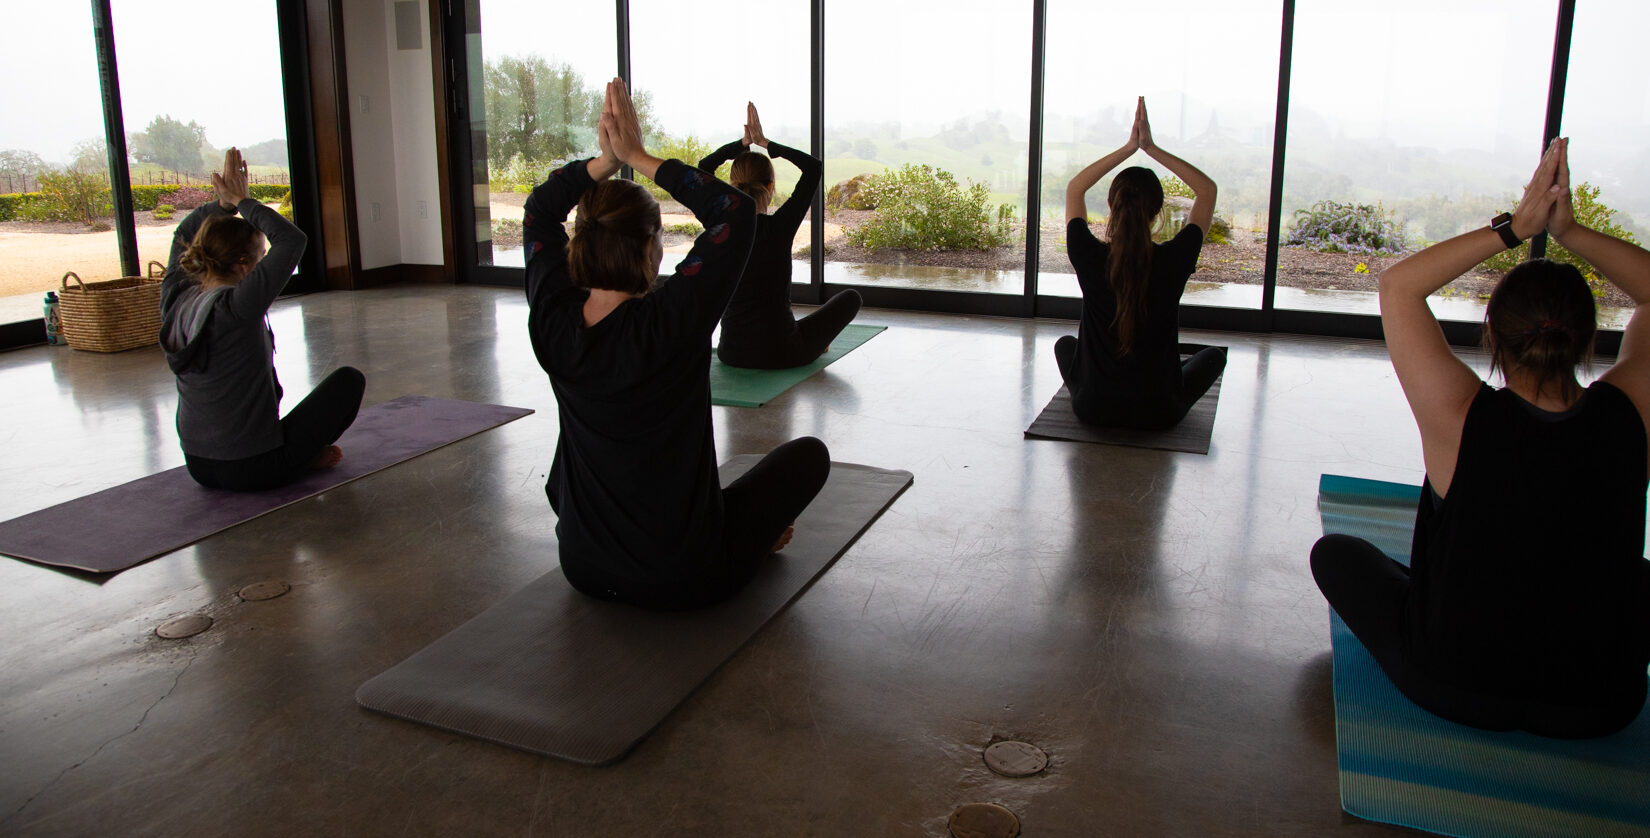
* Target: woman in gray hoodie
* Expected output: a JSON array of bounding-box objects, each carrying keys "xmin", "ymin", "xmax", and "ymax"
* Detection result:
[{"xmin": 159, "ymin": 148, "xmax": 364, "ymax": 491}]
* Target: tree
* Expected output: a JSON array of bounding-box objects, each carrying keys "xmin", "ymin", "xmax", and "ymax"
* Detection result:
[
  {"xmin": 482, "ymin": 54, "xmax": 657, "ymax": 166},
  {"xmin": 70, "ymin": 138, "xmax": 107, "ymax": 174},
  {"xmin": 0, "ymin": 149, "xmax": 46, "ymax": 192},
  {"xmin": 130, "ymin": 115, "xmax": 207, "ymax": 175}
]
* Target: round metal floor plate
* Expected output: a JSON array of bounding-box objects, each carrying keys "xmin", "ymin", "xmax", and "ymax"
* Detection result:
[
  {"xmin": 155, "ymin": 613, "xmax": 212, "ymax": 639},
  {"xmin": 983, "ymin": 740, "xmax": 1048, "ymax": 777},
  {"xmin": 948, "ymin": 802, "xmax": 1020, "ymax": 838},
  {"xmin": 238, "ymin": 581, "xmax": 291, "ymax": 601}
]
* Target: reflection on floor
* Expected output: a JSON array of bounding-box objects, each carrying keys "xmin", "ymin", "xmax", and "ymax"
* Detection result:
[{"xmin": 0, "ymin": 284, "xmax": 1464, "ymax": 835}]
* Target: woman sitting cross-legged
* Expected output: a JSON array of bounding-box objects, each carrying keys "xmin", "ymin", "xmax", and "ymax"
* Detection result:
[
  {"xmin": 524, "ymin": 79, "xmax": 831, "ymax": 610},
  {"xmin": 1311, "ymin": 138, "xmax": 1650, "ymax": 738},
  {"xmin": 160, "ymin": 147, "xmax": 365, "ymax": 492},
  {"xmin": 699, "ymin": 102, "xmax": 862, "ymax": 369},
  {"xmin": 1056, "ymin": 96, "xmax": 1226, "ymax": 430}
]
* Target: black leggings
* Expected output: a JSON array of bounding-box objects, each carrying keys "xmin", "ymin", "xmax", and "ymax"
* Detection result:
[
  {"xmin": 562, "ymin": 436, "xmax": 832, "ymax": 611},
  {"xmin": 184, "ymin": 367, "xmax": 366, "ymax": 492},
  {"xmin": 716, "ymin": 290, "xmax": 863, "ymax": 370},
  {"xmin": 1054, "ymin": 337, "xmax": 1226, "ymax": 429},
  {"xmin": 1311, "ymin": 533, "xmax": 1648, "ymax": 738}
]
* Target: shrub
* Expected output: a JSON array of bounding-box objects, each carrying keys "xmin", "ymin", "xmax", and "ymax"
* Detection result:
[
  {"xmin": 845, "ymin": 164, "xmax": 1017, "ymax": 252},
  {"xmin": 1161, "ymin": 176, "xmax": 1196, "ymax": 200},
  {"xmin": 0, "ymin": 192, "xmax": 27, "ymax": 222},
  {"xmin": 161, "ymin": 186, "xmax": 213, "ymax": 210},
  {"xmin": 1284, "ymin": 200, "xmax": 1406, "ymax": 254},
  {"xmin": 488, "ymin": 153, "xmax": 559, "ymax": 193},
  {"xmin": 827, "ymin": 174, "xmax": 878, "ymax": 211},
  {"xmin": 1481, "ymin": 182, "xmax": 1640, "ymax": 297},
  {"xmin": 153, "ymin": 204, "xmax": 175, "ymax": 220},
  {"xmin": 250, "ymin": 184, "xmax": 290, "ymax": 203},
  {"xmin": 277, "ymin": 189, "xmax": 295, "ymax": 222},
  {"xmin": 129, "ymin": 184, "xmax": 176, "ymax": 211},
  {"xmin": 665, "ymin": 221, "xmax": 703, "ymax": 237},
  {"xmin": 642, "ymin": 135, "xmax": 722, "ymax": 201},
  {"xmin": 38, "ymin": 169, "xmax": 112, "ymax": 226}
]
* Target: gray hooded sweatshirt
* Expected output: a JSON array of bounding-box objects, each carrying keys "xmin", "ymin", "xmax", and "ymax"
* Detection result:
[{"xmin": 159, "ymin": 199, "xmax": 306, "ymax": 460}]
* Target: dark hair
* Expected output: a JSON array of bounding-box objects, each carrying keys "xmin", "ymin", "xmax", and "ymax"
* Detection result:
[
  {"xmin": 568, "ymin": 179, "xmax": 662, "ymax": 294},
  {"xmin": 730, "ymin": 152, "xmax": 775, "ymax": 212},
  {"xmin": 181, "ymin": 215, "xmax": 261, "ymax": 279},
  {"xmin": 1105, "ymin": 167, "xmax": 1164, "ymax": 354},
  {"xmin": 1484, "ymin": 258, "xmax": 1595, "ymax": 402}
]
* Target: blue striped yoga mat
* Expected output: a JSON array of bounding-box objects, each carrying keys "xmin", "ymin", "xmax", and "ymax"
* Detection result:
[{"xmin": 1317, "ymin": 474, "xmax": 1650, "ymax": 838}]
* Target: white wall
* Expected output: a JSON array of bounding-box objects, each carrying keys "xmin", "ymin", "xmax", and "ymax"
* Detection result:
[{"xmin": 342, "ymin": 0, "xmax": 444, "ymax": 270}]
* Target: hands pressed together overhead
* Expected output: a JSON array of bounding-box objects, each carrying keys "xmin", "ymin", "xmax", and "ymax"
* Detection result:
[
  {"xmin": 742, "ymin": 102, "xmax": 766, "ymax": 149},
  {"xmin": 591, "ymin": 77, "xmax": 661, "ymax": 181},
  {"xmin": 213, "ymin": 148, "xmax": 250, "ymax": 211},
  {"xmin": 1511, "ymin": 138, "xmax": 1574, "ymax": 242}
]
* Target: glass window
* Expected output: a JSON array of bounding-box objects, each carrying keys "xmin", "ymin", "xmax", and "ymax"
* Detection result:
[
  {"xmin": 1038, "ymin": 0, "xmax": 1279, "ymax": 308},
  {"xmin": 1554, "ymin": 0, "xmax": 1649, "ymax": 332},
  {"xmin": 468, "ymin": 0, "xmax": 618, "ymax": 269},
  {"xmin": 1279, "ymin": 1, "xmax": 1554, "ymax": 320},
  {"xmin": 0, "ymin": 5, "xmax": 120, "ymax": 326},
  {"xmin": 823, "ymin": 0, "xmax": 1031, "ymax": 296},
  {"xmin": 112, "ymin": 0, "xmax": 295, "ymax": 281},
  {"xmin": 630, "ymin": 0, "xmax": 810, "ymax": 277}
]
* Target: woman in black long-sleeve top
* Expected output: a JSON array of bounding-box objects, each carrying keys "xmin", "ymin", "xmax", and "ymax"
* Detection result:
[
  {"xmin": 699, "ymin": 102, "xmax": 862, "ymax": 369},
  {"xmin": 524, "ymin": 80, "xmax": 831, "ymax": 610}
]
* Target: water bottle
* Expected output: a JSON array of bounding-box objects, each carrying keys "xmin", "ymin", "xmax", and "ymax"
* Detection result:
[{"xmin": 43, "ymin": 291, "xmax": 62, "ymax": 346}]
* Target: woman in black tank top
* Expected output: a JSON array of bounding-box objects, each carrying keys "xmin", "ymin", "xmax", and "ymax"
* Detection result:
[{"xmin": 1311, "ymin": 139, "xmax": 1650, "ymax": 737}]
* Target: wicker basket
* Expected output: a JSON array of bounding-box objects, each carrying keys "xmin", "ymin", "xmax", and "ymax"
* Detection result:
[{"xmin": 58, "ymin": 261, "xmax": 167, "ymax": 353}]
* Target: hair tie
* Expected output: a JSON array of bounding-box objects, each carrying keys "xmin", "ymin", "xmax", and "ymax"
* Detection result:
[{"xmin": 1525, "ymin": 319, "xmax": 1573, "ymax": 339}]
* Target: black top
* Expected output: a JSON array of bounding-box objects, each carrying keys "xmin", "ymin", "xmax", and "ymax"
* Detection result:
[
  {"xmin": 697, "ymin": 140, "xmax": 821, "ymax": 347},
  {"xmin": 159, "ymin": 199, "xmax": 307, "ymax": 459},
  {"xmin": 524, "ymin": 159, "xmax": 757, "ymax": 584},
  {"xmin": 1065, "ymin": 218, "xmax": 1204, "ymax": 414},
  {"xmin": 1410, "ymin": 381, "xmax": 1650, "ymax": 703}
]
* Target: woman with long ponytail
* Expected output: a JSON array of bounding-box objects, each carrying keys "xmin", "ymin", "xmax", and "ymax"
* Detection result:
[
  {"xmin": 698, "ymin": 102, "xmax": 861, "ymax": 369},
  {"xmin": 1056, "ymin": 97, "xmax": 1225, "ymax": 429},
  {"xmin": 159, "ymin": 147, "xmax": 364, "ymax": 491}
]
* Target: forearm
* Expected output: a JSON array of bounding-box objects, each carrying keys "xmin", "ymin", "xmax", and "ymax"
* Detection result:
[
  {"xmin": 1553, "ymin": 224, "xmax": 1650, "ymax": 306},
  {"xmin": 1380, "ymin": 227, "xmax": 1505, "ymax": 301},
  {"xmin": 1066, "ymin": 144, "xmax": 1135, "ymax": 219},
  {"xmin": 523, "ymin": 160, "xmax": 595, "ymax": 304},
  {"xmin": 769, "ymin": 141, "xmax": 822, "ymax": 225},
  {"xmin": 698, "ymin": 140, "xmax": 744, "ymax": 173},
  {"xmin": 228, "ymin": 201, "xmax": 306, "ymax": 318}
]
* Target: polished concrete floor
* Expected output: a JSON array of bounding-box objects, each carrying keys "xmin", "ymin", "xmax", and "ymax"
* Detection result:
[{"xmin": 0, "ymin": 285, "xmax": 1455, "ymax": 836}]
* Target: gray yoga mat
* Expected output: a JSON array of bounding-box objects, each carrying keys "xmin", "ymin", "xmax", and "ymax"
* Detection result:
[
  {"xmin": 1025, "ymin": 355, "xmax": 1224, "ymax": 454},
  {"xmin": 355, "ymin": 456, "xmax": 913, "ymax": 765},
  {"xmin": 0, "ymin": 396, "xmax": 533, "ymax": 574}
]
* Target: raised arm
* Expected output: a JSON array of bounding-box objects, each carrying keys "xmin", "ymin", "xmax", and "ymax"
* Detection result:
[
  {"xmin": 1378, "ymin": 139, "xmax": 1564, "ymax": 494},
  {"xmin": 523, "ymin": 92, "xmax": 624, "ymax": 311},
  {"xmin": 1135, "ymin": 98, "xmax": 1217, "ymax": 234},
  {"xmin": 1556, "ymin": 139, "xmax": 1650, "ymax": 422},
  {"xmin": 697, "ymin": 139, "xmax": 744, "ymax": 175},
  {"xmin": 766, "ymin": 140, "xmax": 822, "ymax": 234},
  {"xmin": 1065, "ymin": 142, "xmax": 1135, "ymax": 223}
]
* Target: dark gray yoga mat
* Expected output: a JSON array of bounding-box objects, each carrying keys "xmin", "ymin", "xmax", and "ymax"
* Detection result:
[
  {"xmin": 1025, "ymin": 356, "xmax": 1224, "ymax": 454},
  {"xmin": 355, "ymin": 456, "xmax": 913, "ymax": 765},
  {"xmin": 0, "ymin": 396, "xmax": 533, "ymax": 574}
]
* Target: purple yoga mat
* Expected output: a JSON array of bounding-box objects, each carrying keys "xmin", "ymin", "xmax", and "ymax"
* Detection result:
[{"xmin": 0, "ymin": 396, "xmax": 533, "ymax": 574}]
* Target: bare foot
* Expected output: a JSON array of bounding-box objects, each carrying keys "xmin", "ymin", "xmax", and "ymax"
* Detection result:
[
  {"xmin": 769, "ymin": 524, "xmax": 795, "ymax": 554},
  {"xmin": 310, "ymin": 445, "xmax": 343, "ymax": 470}
]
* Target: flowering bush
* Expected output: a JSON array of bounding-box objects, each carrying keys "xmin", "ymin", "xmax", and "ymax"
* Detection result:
[
  {"xmin": 160, "ymin": 186, "xmax": 213, "ymax": 210},
  {"xmin": 1284, "ymin": 200, "xmax": 1406, "ymax": 254},
  {"xmin": 845, "ymin": 164, "xmax": 1017, "ymax": 252},
  {"xmin": 1481, "ymin": 182, "xmax": 1639, "ymax": 298}
]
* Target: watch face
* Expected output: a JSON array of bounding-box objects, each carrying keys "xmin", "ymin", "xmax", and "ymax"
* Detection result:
[{"xmin": 1492, "ymin": 212, "xmax": 1513, "ymax": 227}]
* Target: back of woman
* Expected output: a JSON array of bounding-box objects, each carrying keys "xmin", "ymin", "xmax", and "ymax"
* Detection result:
[{"xmin": 1411, "ymin": 381, "xmax": 1648, "ymax": 702}]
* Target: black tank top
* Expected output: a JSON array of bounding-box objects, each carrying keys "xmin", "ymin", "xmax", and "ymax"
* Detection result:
[{"xmin": 1408, "ymin": 381, "xmax": 1650, "ymax": 703}]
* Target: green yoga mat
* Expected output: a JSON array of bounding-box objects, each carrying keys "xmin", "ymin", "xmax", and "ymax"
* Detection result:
[
  {"xmin": 1317, "ymin": 474, "xmax": 1650, "ymax": 838},
  {"xmin": 710, "ymin": 324, "xmax": 886, "ymax": 407}
]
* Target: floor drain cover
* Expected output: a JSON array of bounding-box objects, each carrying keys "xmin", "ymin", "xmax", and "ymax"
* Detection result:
[
  {"xmin": 948, "ymin": 802, "xmax": 1020, "ymax": 838},
  {"xmin": 983, "ymin": 740, "xmax": 1048, "ymax": 777},
  {"xmin": 155, "ymin": 614, "xmax": 212, "ymax": 639},
  {"xmin": 238, "ymin": 581, "xmax": 291, "ymax": 601}
]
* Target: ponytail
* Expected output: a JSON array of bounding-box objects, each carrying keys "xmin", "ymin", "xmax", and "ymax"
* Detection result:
[
  {"xmin": 568, "ymin": 179, "xmax": 662, "ymax": 294},
  {"xmin": 181, "ymin": 215, "xmax": 261, "ymax": 280},
  {"xmin": 730, "ymin": 151, "xmax": 775, "ymax": 213},
  {"xmin": 1105, "ymin": 167, "xmax": 1165, "ymax": 355}
]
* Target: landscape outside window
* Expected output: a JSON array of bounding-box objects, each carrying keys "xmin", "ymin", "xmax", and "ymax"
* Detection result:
[
  {"xmin": 1038, "ymin": 0, "xmax": 1279, "ymax": 307},
  {"xmin": 0, "ymin": 5, "xmax": 117, "ymax": 324},
  {"xmin": 472, "ymin": 0, "xmax": 616, "ymax": 268},
  {"xmin": 821, "ymin": 0, "xmax": 1031, "ymax": 296},
  {"xmin": 1278, "ymin": 0, "xmax": 1561, "ymax": 320},
  {"xmin": 0, "ymin": 1, "xmax": 291, "ymax": 327}
]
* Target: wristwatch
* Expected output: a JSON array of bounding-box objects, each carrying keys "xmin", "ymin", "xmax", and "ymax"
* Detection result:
[{"xmin": 1490, "ymin": 212, "xmax": 1521, "ymax": 250}]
